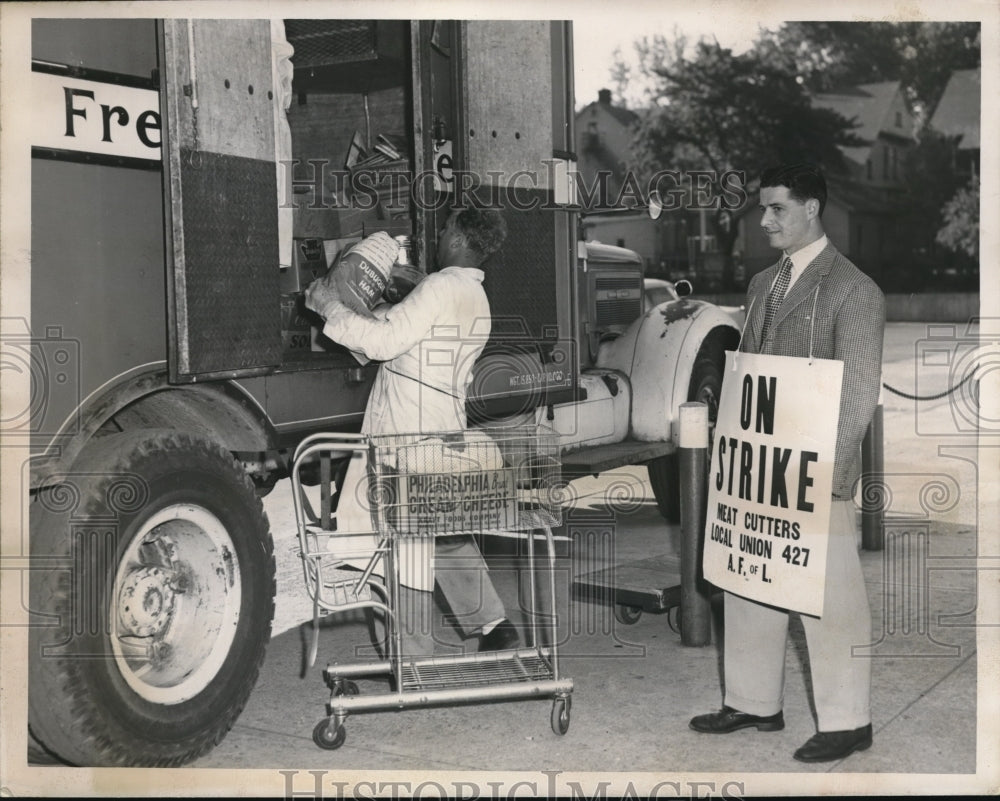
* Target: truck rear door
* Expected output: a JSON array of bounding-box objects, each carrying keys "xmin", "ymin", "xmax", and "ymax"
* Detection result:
[
  {"xmin": 458, "ymin": 21, "xmax": 579, "ymax": 419},
  {"xmin": 159, "ymin": 19, "xmax": 282, "ymax": 382}
]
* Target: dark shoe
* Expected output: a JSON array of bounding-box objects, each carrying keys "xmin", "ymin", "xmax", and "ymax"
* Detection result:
[
  {"xmin": 793, "ymin": 724, "xmax": 873, "ymax": 763},
  {"xmin": 478, "ymin": 619, "xmax": 520, "ymax": 652},
  {"xmin": 689, "ymin": 706, "xmax": 785, "ymax": 733}
]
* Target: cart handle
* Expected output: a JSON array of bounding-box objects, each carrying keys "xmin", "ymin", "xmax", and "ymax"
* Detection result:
[
  {"xmin": 291, "ymin": 440, "xmax": 373, "ymax": 537},
  {"xmin": 293, "ymin": 432, "xmax": 369, "ymax": 464}
]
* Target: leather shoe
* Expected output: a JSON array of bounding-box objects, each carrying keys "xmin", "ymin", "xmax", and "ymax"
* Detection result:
[
  {"xmin": 689, "ymin": 706, "xmax": 784, "ymax": 733},
  {"xmin": 793, "ymin": 724, "xmax": 872, "ymax": 763},
  {"xmin": 478, "ymin": 619, "xmax": 520, "ymax": 652}
]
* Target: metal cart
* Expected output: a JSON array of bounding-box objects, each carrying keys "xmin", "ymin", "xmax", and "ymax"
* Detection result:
[{"xmin": 291, "ymin": 425, "xmax": 573, "ymax": 750}]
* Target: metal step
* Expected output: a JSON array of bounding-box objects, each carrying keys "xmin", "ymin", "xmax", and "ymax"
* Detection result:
[
  {"xmin": 561, "ymin": 440, "xmax": 675, "ymax": 478},
  {"xmin": 572, "ymin": 554, "xmax": 682, "ymax": 614}
]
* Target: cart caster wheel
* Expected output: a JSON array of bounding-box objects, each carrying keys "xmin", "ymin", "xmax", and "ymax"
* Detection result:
[
  {"xmin": 313, "ymin": 719, "xmax": 346, "ymax": 750},
  {"xmin": 614, "ymin": 604, "xmax": 643, "ymax": 625},
  {"xmin": 333, "ymin": 680, "xmax": 360, "ymax": 697},
  {"xmin": 551, "ymin": 696, "xmax": 571, "ymax": 736},
  {"xmin": 667, "ymin": 606, "xmax": 682, "ymax": 635}
]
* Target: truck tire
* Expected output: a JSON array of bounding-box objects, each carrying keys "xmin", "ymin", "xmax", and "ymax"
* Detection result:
[
  {"xmin": 28, "ymin": 430, "xmax": 275, "ymax": 767},
  {"xmin": 648, "ymin": 357, "xmax": 722, "ymax": 522}
]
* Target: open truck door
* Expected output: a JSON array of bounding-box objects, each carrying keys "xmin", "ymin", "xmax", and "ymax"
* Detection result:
[
  {"xmin": 457, "ymin": 21, "xmax": 580, "ymax": 420},
  {"xmin": 160, "ymin": 19, "xmax": 283, "ymax": 382}
]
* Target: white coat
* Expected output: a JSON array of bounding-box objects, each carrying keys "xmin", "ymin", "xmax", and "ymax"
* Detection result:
[{"xmin": 320, "ymin": 266, "xmax": 492, "ymax": 590}]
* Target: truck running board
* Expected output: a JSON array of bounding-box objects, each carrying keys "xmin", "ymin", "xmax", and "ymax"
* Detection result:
[{"xmin": 560, "ymin": 440, "xmax": 675, "ymax": 478}]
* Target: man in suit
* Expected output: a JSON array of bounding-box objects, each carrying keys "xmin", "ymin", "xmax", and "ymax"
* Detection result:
[{"xmin": 689, "ymin": 163, "xmax": 885, "ymax": 762}]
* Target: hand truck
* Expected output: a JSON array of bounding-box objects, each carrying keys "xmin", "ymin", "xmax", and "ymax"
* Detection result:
[{"xmin": 291, "ymin": 425, "xmax": 573, "ymax": 750}]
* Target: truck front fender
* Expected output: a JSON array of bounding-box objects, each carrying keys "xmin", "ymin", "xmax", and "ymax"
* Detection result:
[
  {"xmin": 596, "ymin": 299, "xmax": 740, "ymax": 442},
  {"xmin": 30, "ymin": 366, "xmax": 277, "ymax": 488}
]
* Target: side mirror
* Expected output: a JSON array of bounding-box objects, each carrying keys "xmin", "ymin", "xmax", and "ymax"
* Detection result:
[{"xmin": 674, "ymin": 279, "xmax": 693, "ymax": 297}]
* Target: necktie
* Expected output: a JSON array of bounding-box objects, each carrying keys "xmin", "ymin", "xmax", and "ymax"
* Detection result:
[{"xmin": 760, "ymin": 256, "xmax": 792, "ymax": 342}]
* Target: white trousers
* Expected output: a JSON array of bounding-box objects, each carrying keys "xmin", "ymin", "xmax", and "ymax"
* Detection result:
[{"xmin": 723, "ymin": 500, "xmax": 872, "ymax": 732}]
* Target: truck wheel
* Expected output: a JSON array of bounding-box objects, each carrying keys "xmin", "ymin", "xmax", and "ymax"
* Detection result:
[
  {"xmin": 28, "ymin": 430, "xmax": 275, "ymax": 767},
  {"xmin": 648, "ymin": 357, "xmax": 722, "ymax": 522}
]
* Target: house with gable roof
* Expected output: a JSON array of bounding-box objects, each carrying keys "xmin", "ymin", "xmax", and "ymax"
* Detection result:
[
  {"xmin": 574, "ymin": 89, "xmax": 707, "ymax": 281},
  {"xmin": 576, "ymin": 88, "xmax": 640, "ymax": 204},
  {"xmin": 929, "ymin": 68, "xmax": 980, "ymax": 179},
  {"xmin": 813, "ymin": 81, "xmax": 915, "ymax": 187}
]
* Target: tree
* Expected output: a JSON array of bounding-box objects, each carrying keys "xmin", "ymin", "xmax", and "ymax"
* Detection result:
[
  {"xmin": 937, "ymin": 176, "xmax": 979, "ymax": 259},
  {"xmin": 763, "ymin": 22, "xmax": 981, "ymax": 289},
  {"xmin": 899, "ymin": 128, "xmax": 966, "ymax": 231},
  {"xmin": 629, "ymin": 40, "xmax": 863, "ymax": 288},
  {"xmin": 759, "ymin": 22, "xmax": 981, "ymax": 118},
  {"xmin": 870, "ymin": 128, "xmax": 969, "ymax": 291}
]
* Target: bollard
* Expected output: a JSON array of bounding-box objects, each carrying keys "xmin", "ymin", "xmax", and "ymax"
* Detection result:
[
  {"xmin": 861, "ymin": 404, "xmax": 885, "ymax": 551},
  {"xmin": 678, "ymin": 402, "xmax": 712, "ymax": 646}
]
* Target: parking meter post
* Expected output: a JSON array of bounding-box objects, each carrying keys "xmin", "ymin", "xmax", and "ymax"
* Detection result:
[
  {"xmin": 678, "ymin": 402, "xmax": 711, "ymax": 646},
  {"xmin": 861, "ymin": 404, "xmax": 885, "ymax": 551}
]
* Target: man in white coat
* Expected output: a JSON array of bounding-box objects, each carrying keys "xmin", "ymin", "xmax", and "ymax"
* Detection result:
[{"xmin": 305, "ymin": 207, "xmax": 520, "ymax": 656}]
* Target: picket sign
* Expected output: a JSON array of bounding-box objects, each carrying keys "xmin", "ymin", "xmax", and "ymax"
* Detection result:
[{"xmin": 703, "ymin": 351, "xmax": 844, "ymax": 617}]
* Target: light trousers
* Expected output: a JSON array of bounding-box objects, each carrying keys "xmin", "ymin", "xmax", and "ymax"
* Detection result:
[
  {"xmin": 336, "ymin": 453, "xmax": 506, "ymax": 656},
  {"xmin": 723, "ymin": 500, "xmax": 872, "ymax": 732},
  {"xmin": 386, "ymin": 535, "xmax": 507, "ymax": 656}
]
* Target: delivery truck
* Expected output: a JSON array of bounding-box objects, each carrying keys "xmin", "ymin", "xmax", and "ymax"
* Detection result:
[{"xmin": 20, "ymin": 17, "xmax": 740, "ymax": 766}]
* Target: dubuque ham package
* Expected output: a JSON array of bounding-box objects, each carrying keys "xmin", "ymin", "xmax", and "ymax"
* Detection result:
[{"xmin": 321, "ymin": 231, "xmax": 398, "ymax": 317}]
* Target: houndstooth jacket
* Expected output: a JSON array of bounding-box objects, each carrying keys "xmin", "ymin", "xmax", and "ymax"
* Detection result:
[{"xmin": 741, "ymin": 242, "xmax": 886, "ymax": 500}]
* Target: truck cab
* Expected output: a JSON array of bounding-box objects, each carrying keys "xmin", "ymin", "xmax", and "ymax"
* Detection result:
[{"xmin": 23, "ymin": 17, "xmax": 739, "ymax": 767}]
